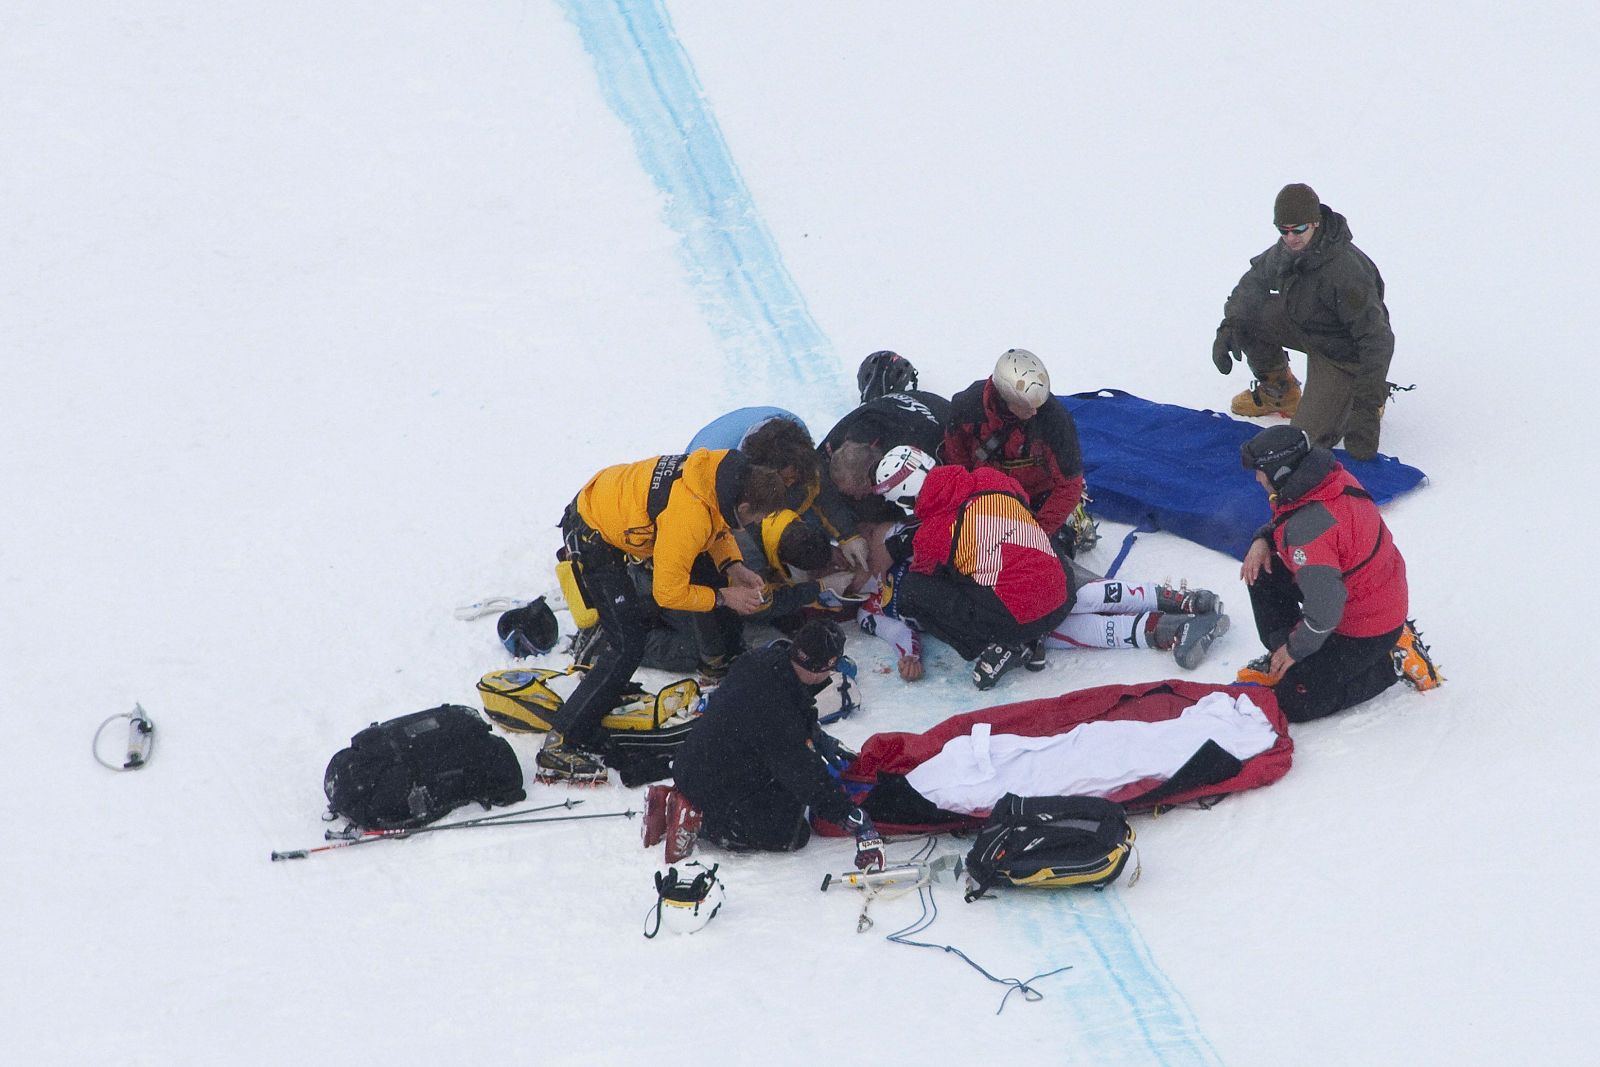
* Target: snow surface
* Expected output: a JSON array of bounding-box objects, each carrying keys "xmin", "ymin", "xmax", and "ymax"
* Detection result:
[{"xmin": 5, "ymin": 2, "xmax": 1598, "ymax": 1063}]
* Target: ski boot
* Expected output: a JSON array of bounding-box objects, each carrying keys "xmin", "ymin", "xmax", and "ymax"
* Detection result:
[
  {"xmin": 1231, "ymin": 367, "xmax": 1302, "ymax": 418},
  {"xmin": 1023, "ymin": 638, "xmax": 1048, "ymax": 672},
  {"xmin": 973, "ymin": 642, "xmax": 1025, "ymax": 691},
  {"xmin": 664, "ymin": 789, "xmax": 703, "ymax": 863},
  {"xmin": 535, "ymin": 732, "xmax": 609, "ymax": 786},
  {"xmin": 1235, "ymin": 653, "xmax": 1286, "ymax": 687},
  {"xmin": 1156, "ymin": 582, "xmax": 1223, "ymax": 617},
  {"xmin": 1149, "ymin": 612, "xmax": 1229, "ymax": 670},
  {"xmin": 643, "ymin": 784, "xmax": 674, "ymax": 848},
  {"xmin": 1392, "ymin": 619, "xmax": 1443, "ymax": 691}
]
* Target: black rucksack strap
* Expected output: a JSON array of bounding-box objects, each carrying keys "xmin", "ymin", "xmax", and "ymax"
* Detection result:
[
  {"xmin": 646, "ymin": 454, "xmax": 689, "ymax": 521},
  {"xmin": 620, "ymin": 454, "xmax": 690, "ymax": 551},
  {"xmin": 1269, "ymin": 485, "xmax": 1388, "ymax": 579},
  {"xmin": 972, "ymin": 427, "xmax": 1008, "ymax": 466},
  {"xmin": 1341, "ymin": 522, "xmax": 1389, "ymax": 579}
]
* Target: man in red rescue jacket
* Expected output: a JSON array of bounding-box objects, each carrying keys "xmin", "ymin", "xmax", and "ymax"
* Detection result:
[
  {"xmin": 873, "ymin": 445, "xmax": 1072, "ymax": 690},
  {"xmin": 1238, "ymin": 425, "xmax": 1409, "ymax": 721},
  {"xmin": 943, "ymin": 349, "xmax": 1084, "ymax": 542}
]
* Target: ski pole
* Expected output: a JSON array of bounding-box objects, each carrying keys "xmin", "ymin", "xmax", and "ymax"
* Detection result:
[
  {"xmin": 322, "ymin": 799, "xmax": 584, "ymax": 841},
  {"xmin": 346, "ymin": 801, "xmax": 614, "ymax": 840},
  {"xmin": 272, "ymin": 806, "xmax": 633, "ymax": 861},
  {"xmin": 419, "ymin": 809, "xmax": 635, "ymax": 832},
  {"xmin": 271, "ymin": 838, "xmax": 382, "ymax": 862}
]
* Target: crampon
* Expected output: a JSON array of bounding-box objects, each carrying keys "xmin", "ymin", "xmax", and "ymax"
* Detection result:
[
  {"xmin": 1068, "ymin": 497, "xmax": 1100, "ymax": 556},
  {"xmin": 1235, "ymin": 653, "xmax": 1285, "ymax": 687},
  {"xmin": 534, "ymin": 733, "xmax": 611, "ymax": 786},
  {"xmin": 1392, "ymin": 619, "xmax": 1443, "ymax": 691},
  {"xmin": 534, "ymin": 767, "xmax": 610, "ymax": 787}
]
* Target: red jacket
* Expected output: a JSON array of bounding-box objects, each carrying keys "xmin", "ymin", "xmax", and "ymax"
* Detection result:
[
  {"xmin": 909, "ymin": 465, "xmax": 1069, "ymax": 625},
  {"xmin": 1270, "ymin": 463, "xmax": 1407, "ymax": 653},
  {"xmin": 942, "ymin": 379, "xmax": 1084, "ymax": 534}
]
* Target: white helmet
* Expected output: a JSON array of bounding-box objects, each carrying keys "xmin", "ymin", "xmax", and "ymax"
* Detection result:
[
  {"xmin": 645, "ymin": 862, "xmax": 725, "ymax": 937},
  {"xmin": 992, "ymin": 349, "xmax": 1052, "ymax": 410},
  {"xmin": 873, "ymin": 445, "xmax": 936, "ymax": 514}
]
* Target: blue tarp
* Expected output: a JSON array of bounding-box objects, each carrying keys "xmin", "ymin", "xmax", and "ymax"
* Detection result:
[{"xmin": 1061, "ymin": 389, "xmax": 1429, "ymax": 561}]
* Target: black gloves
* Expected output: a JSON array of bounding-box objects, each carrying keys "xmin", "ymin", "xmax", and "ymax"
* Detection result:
[
  {"xmin": 811, "ymin": 729, "xmax": 858, "ymax": 769},
  {"xmin": 1212, "ymin": 325, "xmax": 1243, "ymax": 374}
]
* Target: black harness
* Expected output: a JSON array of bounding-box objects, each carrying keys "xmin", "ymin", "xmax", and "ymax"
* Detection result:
[{"xmin": 1271, "ymin": 485, "xmax": 1389, "ymax": 578}]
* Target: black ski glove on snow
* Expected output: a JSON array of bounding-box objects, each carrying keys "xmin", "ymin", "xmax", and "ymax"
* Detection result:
[{"xmin": 1212, "ymin": 325, "xmax": 1242, "ymax": 374}]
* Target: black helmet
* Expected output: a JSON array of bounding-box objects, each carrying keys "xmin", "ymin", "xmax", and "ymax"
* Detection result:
[
  {"xmin": 857, "ymin": 351, "xmax": 919, "ymax": 403},
  {"xmin": 497, "ymin": 596, "xmax": 560, "ymax": 658},
  {"xmin": 1240, "ymin": 426, "xmax": 1312, "ymax": 490},
  {"xmin": 790, "ymin": 618, "xmax": 846, "ymax": 672}
]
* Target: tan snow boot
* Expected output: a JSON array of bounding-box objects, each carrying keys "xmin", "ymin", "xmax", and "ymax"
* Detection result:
[{"xmin": 1231, "ymin": 367, "xmax": 1302, "ymax": 418}]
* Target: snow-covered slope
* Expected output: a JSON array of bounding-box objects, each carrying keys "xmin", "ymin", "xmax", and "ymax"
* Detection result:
[{"xmin": 5, "ymin": 2, "xmax": 1596, "ymax": 1064}]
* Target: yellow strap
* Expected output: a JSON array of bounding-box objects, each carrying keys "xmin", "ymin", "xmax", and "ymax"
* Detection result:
[{"xmin": 760, "ymin": 509, "xmax": 800, "ymax": 575}]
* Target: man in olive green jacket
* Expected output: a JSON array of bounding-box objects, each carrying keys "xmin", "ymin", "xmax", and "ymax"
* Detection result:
[{"xmin": 1212, "ymin": 183, "xmax": 1395, "ymax": 460}]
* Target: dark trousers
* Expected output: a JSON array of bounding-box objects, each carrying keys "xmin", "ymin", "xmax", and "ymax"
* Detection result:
[
  {"xmin": 641, "ymin": 624, "xmax": 701, "ymax": 674},
  {"xmin": 1247, "ymin": 564, "xmax": 1403, "ymax": 723},
  {"xmin": 639, "ymin": 553, "xmax": 741, "ymax": 673},
  {"xmin": 899, "ymin": 569, "xmax": 1072, "ymax": 661},
  {"xmin": 699, "ymin": 783, "xmax": 812, "ymax": 852},
  {"xmin": 555, "ymin": 562, "xmax": 649, "ymax": 746},
  {"xmin": 1237, "ymin": 296, "xmax": 1388, "ymax": 457},
  {"xmin": 553, "ymin": 507, "xmax": 650, "ymax": 747},
  {"xmin": 1238, "ymin": 295, "xmax": 1319, "ymax": 380},
  {"xmin": 640, "ymin": 608, "xmax": 746, "ymax": 673}
]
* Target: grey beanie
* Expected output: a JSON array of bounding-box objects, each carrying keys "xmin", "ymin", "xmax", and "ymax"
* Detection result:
[{"xmin": 1273, "ymin": 183, "xmax": 1321, "ymax": 227}]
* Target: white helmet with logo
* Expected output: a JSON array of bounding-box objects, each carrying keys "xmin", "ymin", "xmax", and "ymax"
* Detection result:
[
  {"xmin": 992, "ymin": 348, "xmax": 1052, "ymax": 410},
  {"xmin": 872, "ymin": 445, "xmax": 937, "ymax": 514}
]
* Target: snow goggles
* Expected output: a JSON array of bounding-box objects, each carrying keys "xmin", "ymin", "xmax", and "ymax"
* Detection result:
[{"xmin": 1276, "ymin": 222, "xmax": 1312, "ymax": 235}]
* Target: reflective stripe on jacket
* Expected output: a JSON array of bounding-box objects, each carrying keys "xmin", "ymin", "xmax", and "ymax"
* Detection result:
[{"xmin": 909, "ymin": 465, "xmax": 1069, "ymax": 625}]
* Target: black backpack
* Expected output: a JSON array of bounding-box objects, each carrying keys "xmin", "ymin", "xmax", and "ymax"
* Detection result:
[
  {"xmin": 963, "ymin": 794, "xmax": 1137, "ymax": 902},
  {"xmin": 323, "ymin": 705, "xmax": 526, "ymax": 830}
]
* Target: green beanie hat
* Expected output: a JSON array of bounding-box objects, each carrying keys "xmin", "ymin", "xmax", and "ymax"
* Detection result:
[{"xmin": 1273, "ymin": 183, "xmax": 1321, "ymax": 227}]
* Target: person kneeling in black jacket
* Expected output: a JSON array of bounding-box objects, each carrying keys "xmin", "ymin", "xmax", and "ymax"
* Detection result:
[{"xmin": 673, "ymin": 619, "xmax": 885, "ymax": 870}]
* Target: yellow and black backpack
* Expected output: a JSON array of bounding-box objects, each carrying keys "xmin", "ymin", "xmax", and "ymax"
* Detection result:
[
  {"xmin": 962, "ymin": 793, "xmax": 1138, "ymax": 902},
  {"xmin": 476, "ymin": 667, "xmax": 702, "ymax": 787},
  {"xmin": 476, "ymin": 666, "xmax": 699, "ymax": 733}
]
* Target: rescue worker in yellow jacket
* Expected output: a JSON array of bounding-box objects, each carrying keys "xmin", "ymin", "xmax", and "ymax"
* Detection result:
[{"xmin": 540, "ymin": 449, "xmax": 787, "ymax": 782}]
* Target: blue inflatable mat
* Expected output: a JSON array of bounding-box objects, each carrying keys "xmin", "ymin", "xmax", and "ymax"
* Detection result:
[{"xmin": 1061, "ymin": 389, "xmax": 1429, "ymax": 561}]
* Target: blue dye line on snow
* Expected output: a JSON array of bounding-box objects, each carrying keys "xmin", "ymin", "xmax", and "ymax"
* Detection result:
[
  {"xmin": 563, "ymin": 1, "xmax": 1213, "ymax": 1057},
  {"xmin": 561, "ymin": 0, "xmax": 844, "ymax": 399},
  {"xmin": 1026, "ymin": 892, "xmax": 1224, "ymax": 1066}
]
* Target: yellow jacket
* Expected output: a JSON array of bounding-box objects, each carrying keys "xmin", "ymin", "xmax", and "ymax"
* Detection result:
[{"xmin": 576, "ymin": 450, "xmax": 743, "ymax": 613}]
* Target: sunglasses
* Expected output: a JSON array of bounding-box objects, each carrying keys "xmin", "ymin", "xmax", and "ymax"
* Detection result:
[{"xmin": 1276, "ymin": 222, "xmax": 1312, "ymax": 235}]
